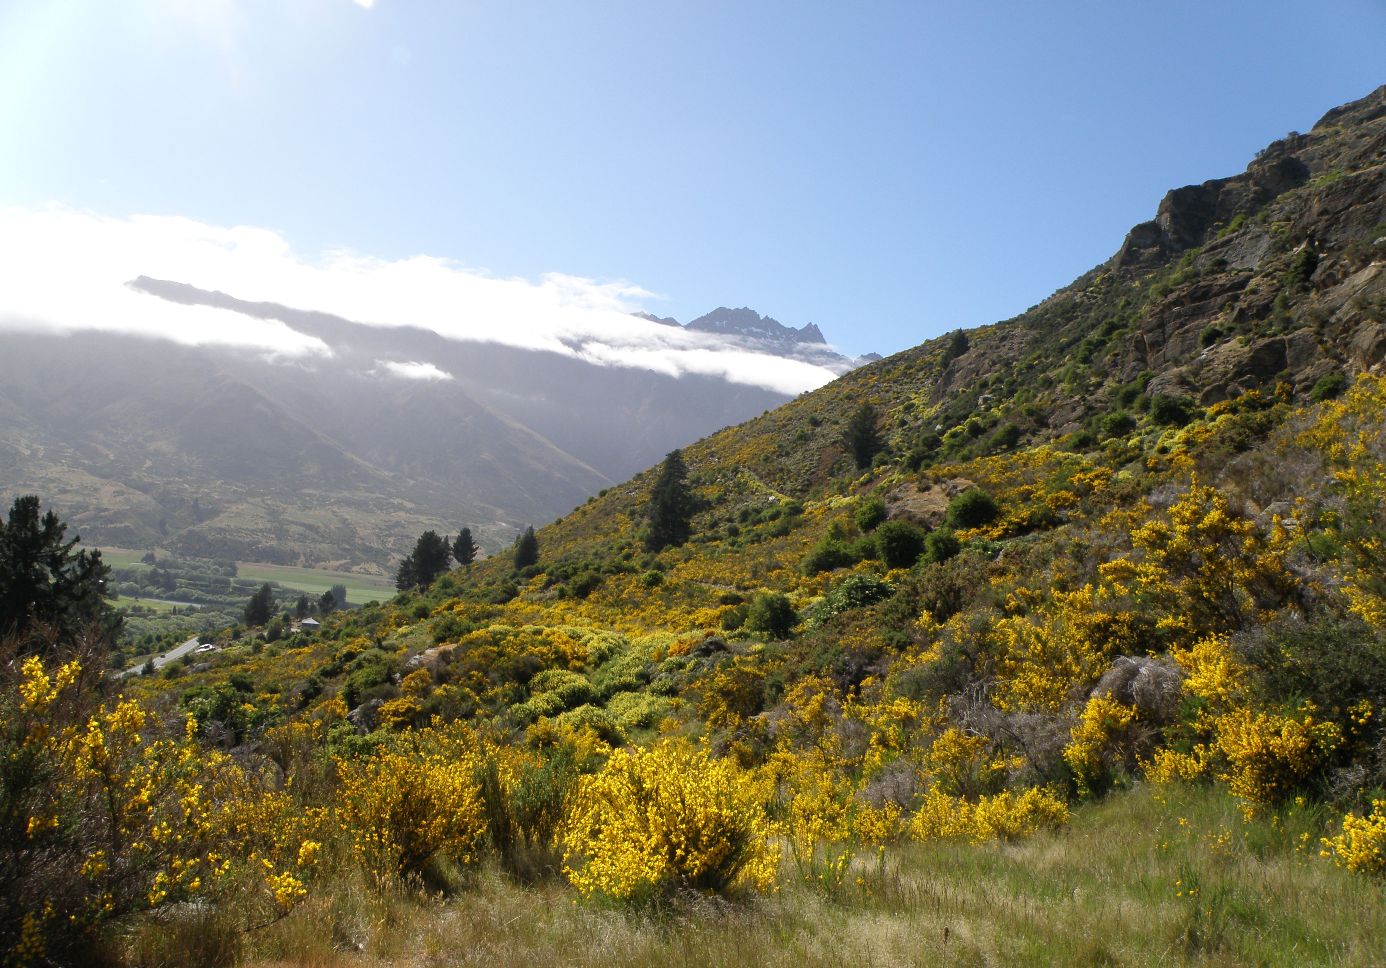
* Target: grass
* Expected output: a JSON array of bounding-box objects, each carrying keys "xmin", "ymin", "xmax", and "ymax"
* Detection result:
[
  {"xmin": 233, "ymin": 561, "xmax": 396, "ymax": 606},
  {"xmin": 100, "ymin": 547, "xmax": 155, "ymax": 570},
  {"xmin": 220, "ymin": 784, "xmax": 1386, "ymax": 968},
  {"xmin": 111, "ymin": 594, "xmax": 191, "ymax": 614}
]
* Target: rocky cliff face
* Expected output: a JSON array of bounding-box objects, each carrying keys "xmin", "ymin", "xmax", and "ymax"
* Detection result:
[{"xmin": 925, "ymin": 83, "xmax": 1386, "ymax": 435}]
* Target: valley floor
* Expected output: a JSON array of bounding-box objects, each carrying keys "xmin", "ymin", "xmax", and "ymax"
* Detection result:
[{"xmin": 198, "ymin": 784, "xmax": 1383, "ymax": 968}]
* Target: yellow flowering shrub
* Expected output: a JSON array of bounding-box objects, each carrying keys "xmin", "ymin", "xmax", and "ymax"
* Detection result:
[
  {"xmin": 1211, "ymin": 705, "xmax": 1341, "ymax": 815},
  {"xmin": 994, "ymin": 586, "xmax": 1138, "ymax": 712},
  {"xmin": 1143, "ymin": 745, "xmax": 1210, "ymax": 784},
  {"xmin": 1100, "ymin": 480, "xmax": 1292, "ymax": 645},
  {"xmin": 1297, "ymin": 374, "xmax": 1386, "ymax": 629},
  {"xmin": 562, "ymin": 740, "xmax": 778, "ymax": 902},
  {"xmin": 1321, "ymin": 800, "xmax": 1386, "ymax": 875},
  {"xmin": 1172, "ymin": 633, "xmax": 1247, "ymax": 709},
  {"xmin": 335, "ymin": 724, "xmax": 487, "ymax": 883},
  {"xmin": 922, "ymin": 727, "xmax": 1009, "ymax": 798},
  {"xmin": 908, "ymin": 786, "xmax": 1069, "ymax": 843},
  {"xmin": 3, "ymin": 655, "xmax": 320, "ymax": 964},
  {"xmin": 1063, "ymin": 695, "xmax": 1137, "ymax": 795}
]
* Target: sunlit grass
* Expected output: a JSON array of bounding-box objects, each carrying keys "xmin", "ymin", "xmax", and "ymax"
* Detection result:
[{"xmin": 233, "ymin": 784, "xmax": 1386, "ymax": 968}]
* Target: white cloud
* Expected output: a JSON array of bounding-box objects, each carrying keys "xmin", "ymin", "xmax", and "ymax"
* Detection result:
[
  {"xmin": 0, "ymin": 207, "xmax": 839, "ymax": 395},
  {"xmin": 0, "ymin": 208, "xmax": 330, "ymax": 358},
  {"xmin": 376, "ymin": 360, "xmax": 452, "ymax": 381}
]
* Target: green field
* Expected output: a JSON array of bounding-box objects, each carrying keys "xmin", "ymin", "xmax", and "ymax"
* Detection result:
[
  {"xmin": 233, "ymin": 561, "xmax": 395, "ymax": 606},
  {"xmin": 99, "ymin": 548, "xmax": 154, "ymax": 570},
  {"xmin": 109, "ymin": 594, "xmax": 190, "ymax": 614}
]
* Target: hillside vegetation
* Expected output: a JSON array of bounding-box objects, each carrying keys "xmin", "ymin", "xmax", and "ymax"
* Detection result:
[{"xmin": 6, "ymin": 85, "xmax": 1386, "ymax": 967}]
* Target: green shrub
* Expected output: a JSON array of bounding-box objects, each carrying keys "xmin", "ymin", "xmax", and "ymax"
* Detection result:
[
  {"xmin": 946, "ymin": 489, "xmax": 1000, "ymax": 529},
  {"xmin": 606, "ymin": 691, "xmax": 674, "ymax": 730},
  {"xmin": 1101, "ymin": 411, "xmax": 1137, "ymax": 438},
  {"xmin": 855, "ymin": 496, "xmax": 887, "ymax": 532},
  {"xmin": 478, "ymin": 743, "xmax": 578, "ymax": 883},
  {"xmin": 875, "ymin": 520, "xmax": 927, "ymax": 569},
  {"xmin": 923, "ymin": 529, "xmax": 961, "ymax": 564},
  {"xmin": 807, "ymin": 574, "xmax": 894, "ymax": 627},
  {"xmin": 1310, "ymin": 372, "xmax": 1347, "ymax": 402},
  {"xmin": 744, "ymin": 592, "xmax": 797, "ymax": 639},
  {"xmin": 1150, "ymin": 394, "xmax": 1194, "ymax": 427},
  {"xmin": 802, "ymin": 537, "xmax": 859, "ymax": 575},
  {"xmin": 990, "ymin": 423, "xmax": 1023, "ymax": 452}
]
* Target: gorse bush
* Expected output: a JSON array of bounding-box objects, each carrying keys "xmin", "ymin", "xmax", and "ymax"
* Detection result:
[
  {"xmin": 561, "ymin": 741, "xmax": 778, "ymax": 902},
  {"xmin": 335, "ymin": 725, "xmax": 487, "ymax": 884},
  {"xmin": 2, "ymin": 647, "xmax": 321, "ymax": 964}
]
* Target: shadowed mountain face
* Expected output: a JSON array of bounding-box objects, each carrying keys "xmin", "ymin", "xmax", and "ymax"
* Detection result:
[{"xmin": 0, "ymin": 289, "xmax": 824, "ymax": 570}]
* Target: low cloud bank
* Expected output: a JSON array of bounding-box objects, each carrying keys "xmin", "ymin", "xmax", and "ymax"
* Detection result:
[
  {"xmin": 376, "ymin": 360, "xmax": 453, "ymax": 381},
  {"xmin": 0, "ymin": 208, "xmax": 838, "ymax": 395}
]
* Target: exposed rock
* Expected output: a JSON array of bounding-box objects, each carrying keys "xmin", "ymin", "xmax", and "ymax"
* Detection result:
[
  {"xmin": 885, "ymin": 478, "xmax": 974, "ymax": 528},
  {"xmin": 403, "ymin": 647, "xmax": 443, "ymax": 673},
  {"xmin": 347, "ymin": 698, "xmax": 384, "ymax": 733},
  {"xmin": 1351, "ymin": 320, "xmax": 1386, "ymax": 372}
]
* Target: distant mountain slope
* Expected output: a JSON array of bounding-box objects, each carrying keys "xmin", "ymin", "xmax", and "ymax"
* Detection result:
[{"xmin": 0, "ymin": 283, "xmax": 855, "ymax": 568}]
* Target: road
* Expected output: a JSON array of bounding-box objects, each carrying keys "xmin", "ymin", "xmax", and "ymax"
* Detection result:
[{"xmin": 120, "ymin": 635, "xmax": 202, "ymax": 678}]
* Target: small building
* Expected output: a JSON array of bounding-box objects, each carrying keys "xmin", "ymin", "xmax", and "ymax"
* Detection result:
[{"xmin": 299, "ymin": 617, "xmax": 321, "ymax": 633}]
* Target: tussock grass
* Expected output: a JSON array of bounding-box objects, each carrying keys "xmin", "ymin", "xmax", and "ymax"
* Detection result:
[{"xmin": 233, "ymin": 784, "xmax": 1386, "ymax": 968}]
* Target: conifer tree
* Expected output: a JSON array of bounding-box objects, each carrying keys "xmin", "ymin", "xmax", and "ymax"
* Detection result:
[
  {"xmin": 513, "ymin": 525, "xmax": 539, "ymax": 570},
  {"xmin": 844, "ymin": 402, "xmax": 883, "ymax": 470},
  {"xmin": 644, "ymin": 449, "xmax": 695, "ymax": 552},
  {"xmin": 244, "ymin": 582, "xmax": 275, "ymax": 626},
  {"xmin": 394, "ymin": 556, "xmax": 417, "ymax": 592},
  {"xmin": 396, "ymin": 529, "xmax": 452, "ymax": 590},
  {"xmin": 453, "ymin": 527, "xmax": 478, "ymax": 567},
  {"xmin": 0, "ymin": 494, "xmax": 117, "ymax": 652}
]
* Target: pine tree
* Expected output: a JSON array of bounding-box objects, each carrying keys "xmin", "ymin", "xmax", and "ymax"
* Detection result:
[
  {"xmin": 843, "ymin": 402, "xmax": 883, "ymax": 470},
  {"xmin": 944, "ymin": 328, "xmax": 970, "ymax": 362},
  {"xmin": 396, "ymin": 530, "xmax": 452, "ymax": 591},
  {"xmin": 394, "ymin": 556, "xmax": 417, "ymax": 592},
  {"xmin": 513, "ymin": 526, "xmax": 539, "ymax": 570},
  {"xmin": 453, "ymin": 527, "xmax": 478, "ymax": 567},
  {"xmin": 243, "ymin": 582, "xmax": 275, "ymax": 626},
  {"xmin": 0, "ymin": 495, "xmax": 118, "ymax": 652},
  {"xmin": 645, "ymin": 449, "xmax": 695, "ymax": 552}
]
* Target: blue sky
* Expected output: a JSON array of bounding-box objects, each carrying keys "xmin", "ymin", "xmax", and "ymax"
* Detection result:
[{"xmin": 1, "ymin": 0, "xmax": 1383, "ymax": 362}]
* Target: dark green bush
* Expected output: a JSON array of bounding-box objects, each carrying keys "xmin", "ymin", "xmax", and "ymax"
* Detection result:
[
  {"xmin": 744, "ymin": 591, "xmax": 797, "ymax": 639},
  {"xmin": 946, "ymin": 489, "xmax": 1000, "ymax": 529},
  {"xmin": 1310, "ymin": 372, "xmax": 1347, "ymax": 403},
  {"xmin": 923, "ymin": 529, "xmax": 961, "ymax": 564},
  {"xmin": 1150, "ymin": 394, "xmax": 1194, "ymax": 427},
  {"xmin": 802, "ymin": 537, "xmax": 860, "ymax": 575},
  {"xmin": 875, "ymin": 520, "xmax": 927, "ymax": 569},
  {"xmin": 1101, "ymin": 411, "xmax": 1137, "ymax": 438},
  {"xmin": 855, "ymin": 497, "xmax": 887, "ymax": 532}
]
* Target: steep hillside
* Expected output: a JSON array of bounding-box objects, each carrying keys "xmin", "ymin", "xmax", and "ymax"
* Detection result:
[{"xmin": 15, "ymin": 85, "xmax": 1386, "ymax": 967}]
